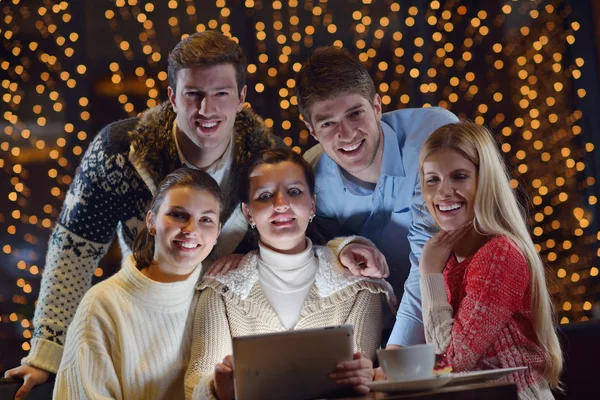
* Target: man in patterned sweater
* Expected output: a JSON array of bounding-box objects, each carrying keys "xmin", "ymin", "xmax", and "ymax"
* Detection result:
[{"xmin": 5, "ymin": 31, "xmax": 281, "ymax": 398}]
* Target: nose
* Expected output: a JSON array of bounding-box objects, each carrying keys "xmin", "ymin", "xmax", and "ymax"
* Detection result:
[
  {"xmin": 337, "ymin": 119, "xmax": 356, "ymax": 141},
  {"xmin": 273, "ymin": 191, "xmax": 290, "ymax": 211},
  {"xmin": 181, "ymin": 219, "xmax": 199, "ymax": 236},
  {"xmin": 199, "ymin": 96, "xmax": 216, "ymax": 116},
  {"xmin": 438, "ymin": 179, "xmax": 454, "ymax": 198}
]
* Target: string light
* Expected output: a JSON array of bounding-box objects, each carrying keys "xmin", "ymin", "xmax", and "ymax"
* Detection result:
[{"xmin": 0, "ymin": 1, "xmax": 595, "ymax": 366}]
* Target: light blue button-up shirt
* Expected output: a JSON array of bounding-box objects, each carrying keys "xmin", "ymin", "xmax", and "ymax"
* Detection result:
[{"xmin": 306, "ymin": 107, "xmax": 459, "ymax": 346}]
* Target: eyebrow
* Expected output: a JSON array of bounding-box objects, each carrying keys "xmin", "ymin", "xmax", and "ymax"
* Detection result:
[
  {"xmin": 169, "ymin": 206, "xmax": 218, "ymax": 215},
  {"xmin": 252, "ymin": 181, "xmax": 307, "ymax": 192},
  {"xmin": 313, "ymin": 104, "xmax": 364, "ymax": 125},
  {"xmin": 182, "ymin": 85, "xmax": 235, "ymax": 91},
  {"xmin": 424, "ymin": 169, "xmax": 472, "ymax": 176}
]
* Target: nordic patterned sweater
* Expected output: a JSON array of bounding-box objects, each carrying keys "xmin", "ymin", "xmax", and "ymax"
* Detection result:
[
  {"xmin": 420, "ymin": 236, "xmax": 554, "ymax": 400},
  {"xmin": 22, "ymin": 102, "xmax": 280, "ymax": 374}
]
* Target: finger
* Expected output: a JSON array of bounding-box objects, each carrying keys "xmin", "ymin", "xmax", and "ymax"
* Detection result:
[
  {"xmin": 381, "ymin": 255, "xmax": 390, "ymax": 278},
  {"xmin": 221, "ymin": 255, "xmax": 245, "ymax": 275},
  {"xmin": 330, "ymin": 369, "xmax": 373, "ymax": 380},
  {"xmin": 220, "ymin": 256, "xmax": 242, "ymax": 275},
  {"xmin": 334, "ymin": 360, "xmax": 368, "ymax": 372},
  {"xmin": 217, "ymin": 261, "xmax": 233, "ymax": 276},
  {"xmin": 4, "ymin": 368, "xmax": 20, "ymax": 379},
  {"xmin": 344, "ymin": 261, "xmax": 363, "ymax": 277},
  {"xmin": 335, "ymin": 354, "xmax": 371, "ymax": 371},
  {"xmin": 353, "ymin": 384, "xmax": 371, "ymax": 395},
  {"xmin": 215, "ymin": 363, "xmax": 232, "ymax": 374},
  {"xmin": 15, "ymin": 376, "xmax": 35, "ymax": 400},
  {"xmin": 332, "ymin": 376, "xmax": 371, "ymax": 386},
  {"xmin": 443, "ymin": 224, "xmax": 473, "ymax": 245},
  {"xmin": 373, "ymin": 367, "xmax": 386, "ymax": 381},
  {"xmin": 222, "ymin": 355, "xmax": 233, "ymax": 367},
  {"xmin": 353, "ymin": 251, "xmax": 380, "ymax": 277},
  {"xmin": 207, "ymin": 260, "xmax": 225, "ymax": 276},
  {"xmin": 364, "ymin": 253, "xmax": 389, "ymax": 278}
]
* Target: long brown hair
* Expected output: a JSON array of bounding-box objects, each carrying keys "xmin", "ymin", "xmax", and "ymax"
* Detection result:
[{"xmin": 132, "ymin": 168, "xmax": 224, "ymax": 269}]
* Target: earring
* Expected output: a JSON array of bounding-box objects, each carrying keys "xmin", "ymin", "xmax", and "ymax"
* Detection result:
[
  {"xmin": 250, "ymin": 222, "xmax": 256, "ymax": 229},
  {"xmin": 149, "ymin": 228, "xmax": 156, "ymax": 236},
  {"xmin": 309, "ymin": 215, "xmax": 315, "ymax": 223}
]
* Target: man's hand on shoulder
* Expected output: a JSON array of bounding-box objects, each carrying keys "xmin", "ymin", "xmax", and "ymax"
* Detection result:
[{"xmin": 340, "ymin": 243, "xmax": 389, "ymax": 278}]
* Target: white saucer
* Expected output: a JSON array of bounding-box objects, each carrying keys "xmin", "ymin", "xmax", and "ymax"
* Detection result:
[
  {"xmin": 366, "ymin": 375, "xmax": 452, "ymax": 393},
  {"xmin": 444, "ymin": 366, "xmax": 528, "ymax": 386}
]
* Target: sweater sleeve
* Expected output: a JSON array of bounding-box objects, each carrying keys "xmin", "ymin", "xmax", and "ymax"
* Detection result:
[
  {"xmin": 24, "ymin": 126, "xmax": 149, "ymax": 373},
  {"xmin": 53, "ymin": 345, "xmax": 122, "ymax": 400},
  {"xmin": 53, "ymin": 291, "xmax": 123, "ymax": 399},
  {"xmin": 420, "ymin": 238, "xmax": 529, "ymax": 372},
  {"xmin": 185, "ymin": 289, "xmax": 233, "ymax": 400},
  {"xmin": 344, "ymin": 290, "xmax": 383, "ymax": 361}
]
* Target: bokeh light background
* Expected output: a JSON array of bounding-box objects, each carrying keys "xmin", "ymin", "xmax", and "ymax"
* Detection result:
[{"xmin": 1, "ymin": 0, "xmax": 599, "ymax": 370}]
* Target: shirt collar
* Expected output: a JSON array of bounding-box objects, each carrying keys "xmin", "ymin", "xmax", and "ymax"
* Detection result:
[{"xmin": 380, "ymin": 119, "xmax": 405, "ymax": 177}]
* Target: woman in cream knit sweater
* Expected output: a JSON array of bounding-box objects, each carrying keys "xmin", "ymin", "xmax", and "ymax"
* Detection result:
[
  {"xmin": 184, "ymin": 148, "xmax": 394, "ymax": 400},
  {"xmin": 53, "ymin": 168, "xmax": 224, "ymax": 399}
]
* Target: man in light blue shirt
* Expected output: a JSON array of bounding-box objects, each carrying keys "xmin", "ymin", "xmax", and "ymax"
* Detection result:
[{"xmin": 297, "ymin": 47, "xmax": 458, "ymax": 346}]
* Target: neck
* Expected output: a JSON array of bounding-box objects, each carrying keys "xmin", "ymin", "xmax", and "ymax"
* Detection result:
[
  {"xmin": 453, "ymin": 228, "xmax": 488, "ymax": 263},
  {"xmin": 142, "ymin": 260, "xmax": 197, "ymax": 283},
  {"xmin": 176, "ymin": 128, "xmax": 231, "ymax": 170},
  {"xmin": 260, "ymin": 237, "xmax": 308, "ymax": 255}
]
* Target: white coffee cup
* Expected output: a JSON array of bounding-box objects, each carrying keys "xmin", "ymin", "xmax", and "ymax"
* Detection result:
[{"xmin": 377, "ymin": 344, "xmax": 435, "ymax": 381}]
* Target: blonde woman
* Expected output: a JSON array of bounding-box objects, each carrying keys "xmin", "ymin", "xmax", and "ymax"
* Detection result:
[{"xmin": 416, "ymin": 122, "xmax": 562, "ymax": 399}]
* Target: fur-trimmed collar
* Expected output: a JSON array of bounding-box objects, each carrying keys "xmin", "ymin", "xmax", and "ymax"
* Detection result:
[{"xmin": 128, "ymin": 101, "xmax": 276, "ymax": 222}]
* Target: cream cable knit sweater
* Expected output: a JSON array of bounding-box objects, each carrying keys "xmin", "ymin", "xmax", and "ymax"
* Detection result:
[
  {"xmin": 54, "ymin": 255, "xmax": 201, "ymax": 400},
  {"xmin": 184, "ymin": 244, "xmax": 395, "ymax": 400}
]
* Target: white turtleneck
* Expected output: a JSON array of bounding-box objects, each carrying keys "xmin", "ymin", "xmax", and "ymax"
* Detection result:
[
  {"xmin": 54, "ymin": 255, "xmax": 201, "ymax": 400},
  {"xmin": 257, "ymin": 239, "xmax": 319, "ymax": 329}
]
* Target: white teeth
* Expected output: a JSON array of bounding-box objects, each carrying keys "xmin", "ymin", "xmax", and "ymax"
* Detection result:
[
  {"xmin": 342, "ymin": 141, "xmax": 361, "ymax": 152},
  {"xmin": 200, "ymin": 122, "xmax": 218, "ymax": 128},
  {"xmin": 439, "ymin": 203, "xmax": 462, "ymax": 212},
  {"xmin": 274, "ymin": 217, "xmax": 293, "ymax": 223},
  {"xmin": 178, "ymin": 242, "xmax": 199, "ymax": 249}
]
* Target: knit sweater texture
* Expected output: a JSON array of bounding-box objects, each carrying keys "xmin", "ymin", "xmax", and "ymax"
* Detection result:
[
  {"xmin": 24, "ymin": 102, "xmax": 281, "ymax": 373},
  {"xmin": 53, "ymin": 255, "xmax": 201, "ymax": 399},
  {"xmin": 420, "ymin": 236, "xmax": 553, "ymax": 400},
  {"xmin": 184, "ymin": 244, "xmax": 394, "ymax": 400}
]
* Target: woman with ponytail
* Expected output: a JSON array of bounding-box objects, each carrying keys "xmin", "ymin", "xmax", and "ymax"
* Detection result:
[
  {"xmin": 417, "ymin": 122, "xmax": 562, "ymax": 399},
  {"xmin": 53, "ymin": 168, "xmax": 223, "ymax": 399}
]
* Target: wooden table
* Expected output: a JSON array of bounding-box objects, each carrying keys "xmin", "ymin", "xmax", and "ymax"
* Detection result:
[{"xmin": 332, "ymin": 381, "xmax": 518, "ymax": 400}]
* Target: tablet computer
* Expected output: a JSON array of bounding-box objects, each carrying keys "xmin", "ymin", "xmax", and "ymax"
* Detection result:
[{"xmin": 232, "ymin": 324, "xmax": 354, "ymax": 400}]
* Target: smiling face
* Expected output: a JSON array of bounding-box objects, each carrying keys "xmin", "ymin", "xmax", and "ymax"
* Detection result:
[
  {"xmin": 306, "ymin": 92, "xmax": 384, "ymax": 183},
  {"xmin": 422, "ymin": 149, "xmax": 478, "ymax": 231},
  {"xmin": 168, "ymin": 63, "xmax": 246, "ymax": 156},
  {"xmin": 148, "ymin": 186, "xmax": 221, "ymax": 275},
  {"xmin": 242, "ymin": 161, "xmax": 316, "ymax": 254}
]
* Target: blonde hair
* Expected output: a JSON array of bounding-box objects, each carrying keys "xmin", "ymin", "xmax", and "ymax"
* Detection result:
[{"xmin": 419, "ymin": 121, "xmax": 562, "ymax": 388}]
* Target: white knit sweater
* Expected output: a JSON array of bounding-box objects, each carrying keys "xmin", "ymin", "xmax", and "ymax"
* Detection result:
[
  {"xmin": 184, "ymin": 244, "xmax": 395, "ymax": 400},
  {"xmin": 53, "ymin": 255, "xmax": 201, "ymax": 400}
]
